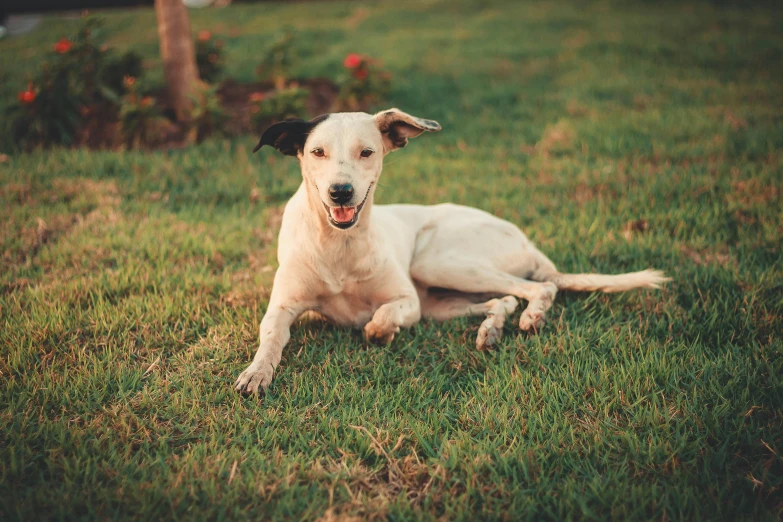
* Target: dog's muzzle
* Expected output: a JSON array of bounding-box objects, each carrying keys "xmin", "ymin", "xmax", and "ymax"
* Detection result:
[{"xmin": 322, "ymin": 185, "xmax": 372, "ymax": 230}]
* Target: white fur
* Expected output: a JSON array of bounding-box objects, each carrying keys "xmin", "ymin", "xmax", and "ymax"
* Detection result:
[{"xmin": 234, "ymin": 109, "xmax": 670, "ymax": 394}]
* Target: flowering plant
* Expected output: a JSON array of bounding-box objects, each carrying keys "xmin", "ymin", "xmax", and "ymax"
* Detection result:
[
  {"xmin": 119, "ymin": 77, "xmax": 164, "ymax": 149},
  {"xmin": 251, "ymin": 86, "xmax": 308, "ymax": 132},
  {"xmin": 195, "ymin": 30, "xmax": 225, "ymax": 84},
  {"xmin": 188, "ymin": 81, "xmax": 227, "ymax": 142},
  {"xmin": 337, "ymin": 53, "xmax": 391, "ymax": 111},
  {"xmin": 4, "ymin": 66, "xmax": 82, "ymax": 150},
  {"xmin": 53, "ymin": 38, "xmax": 72, "ymax": 54},
  {"xmin": 18, "ymin": 85, "xmax": 36, "ymax": 104},
  {"xmin": 101, "ymin": 49, "xmax": 144, "ymax": 99},
  {"xmin": 257, "ymin": 29, "xmax": 296, "ymax": 90},
  {"xmin": 51, "ymin": 18, "xmax": 141, "ymax": 106},
  {"xmin": 4, "ymin": 16, "xmax": 144, "ymax": 150}
]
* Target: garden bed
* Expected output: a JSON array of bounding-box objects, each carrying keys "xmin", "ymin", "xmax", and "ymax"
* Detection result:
[
  {"xmin": 4, "ymin": 19, "xmax": 388, "ymax": 152},
  {"xmin": 76, "ymin": 77, "xmax": 339, "ymax": 151},
  {"xmin": 216, "ymin": 77, "xmax": 339, "ymax": 139}
]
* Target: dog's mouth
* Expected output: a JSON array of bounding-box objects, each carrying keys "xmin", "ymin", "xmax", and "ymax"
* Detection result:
[
  {"xmin": 322, "ymin": 185, "xmax": 372, "ymax": 230},
  {"xmin": 323, "ymin": 200, "xmax": 365, "ymax": 229}
]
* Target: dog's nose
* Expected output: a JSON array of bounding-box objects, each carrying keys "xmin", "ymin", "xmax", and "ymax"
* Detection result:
[{"xmin": 328, "ymin": 183, "xmax": 354, "ymax": 205}]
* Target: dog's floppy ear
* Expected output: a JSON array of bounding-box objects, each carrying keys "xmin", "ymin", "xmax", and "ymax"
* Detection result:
[
  {"xmin": 253, "ymin": 114, "xmax": 330, "ymax": 156},
  {"xmin": 374, "ymin": 108, "xmax": 441, "ymax": 153}
]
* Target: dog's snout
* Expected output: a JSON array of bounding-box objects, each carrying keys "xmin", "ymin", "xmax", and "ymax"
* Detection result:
[{"xmin": 329, "ymin": 183, "xmax": 354, "ymax": 205}]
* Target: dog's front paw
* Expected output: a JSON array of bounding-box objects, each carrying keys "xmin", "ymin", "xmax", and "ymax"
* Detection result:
[
  {"xmin": 364, "ymin": 321, "xmax": 398, "ymax": 345},
  {"xmin": 234, "ymin": 363, "xmax": 274, "ymax": 395}
]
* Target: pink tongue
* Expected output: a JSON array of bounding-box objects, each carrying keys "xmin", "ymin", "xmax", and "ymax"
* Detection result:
[{"xmin": 331, "ymin": 207, "xmax": 356, "ymax": 223}]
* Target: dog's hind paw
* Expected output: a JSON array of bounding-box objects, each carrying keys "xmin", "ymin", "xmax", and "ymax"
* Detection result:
[
  {"xmin": 234, "ymin": 363, "xmax": 274, "ymax": 395},
  {"xmin": 519, "ymin": 310, "xmax": 546, "ymax": 333},
  {"xmin": 476, "ymin": 320, "xmax": 502, "ymax": 350}
]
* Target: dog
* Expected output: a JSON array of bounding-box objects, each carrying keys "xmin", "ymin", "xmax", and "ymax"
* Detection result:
[{"xmin": 234, "ymin": 108, "xmax": 669, "ymax": 394}]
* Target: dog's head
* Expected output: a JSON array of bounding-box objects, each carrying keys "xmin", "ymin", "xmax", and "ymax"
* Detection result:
[{"xmin": 254, "ymin": 109, "xmax": 441, "ymax": 230}]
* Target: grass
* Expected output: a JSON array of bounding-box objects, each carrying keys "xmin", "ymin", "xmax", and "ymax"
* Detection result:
[{"xmin": 1, "ymin": 0, "xmax": 782, "ymax": 520}]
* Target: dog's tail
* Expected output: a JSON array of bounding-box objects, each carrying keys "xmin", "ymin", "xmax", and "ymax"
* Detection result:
[{"xmin": 539, "ymin": 269, "xmax": 670, "ymax": 293}]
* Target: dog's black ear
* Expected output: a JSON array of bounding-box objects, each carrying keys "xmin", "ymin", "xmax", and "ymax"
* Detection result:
[
  {"xmin": 374, "ymin": 108, "xmax": 441, "ymax": 153},
  {"xmin": 253, "ymin": 114, "xmax": 330, "ymax": 156}
]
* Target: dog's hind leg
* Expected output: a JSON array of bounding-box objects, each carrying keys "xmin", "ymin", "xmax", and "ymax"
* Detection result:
[
  {"xmin": 421, "ymin": 293, "xmax": 518, "ymax": 349},
  {"xmin": 414, "ymin": 262, "xmax": 558, "ymax": 333}
]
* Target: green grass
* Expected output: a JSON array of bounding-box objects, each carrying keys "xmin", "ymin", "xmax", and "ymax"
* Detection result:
[{"xmin": 1, "ymin": 0, "xmax": 782, "ymax": 520}]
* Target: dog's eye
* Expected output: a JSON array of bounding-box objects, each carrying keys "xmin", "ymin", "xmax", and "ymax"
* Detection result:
[
  {"xmin": 360, "ymin": 149, "xmax": 374, "ymax": 158},
  {"xmin": 312, "ymin": 148, "xmax": 325, "ymax": 157}
]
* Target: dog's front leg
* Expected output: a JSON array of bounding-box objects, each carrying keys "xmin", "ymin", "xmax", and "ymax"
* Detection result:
[
  {"xmin": 234, "ymin": 302, "xmax": 306, "ymax": 394},
  {"xmin": 235, "ymin": 270, "xmax": 314, "ymax": 394},
  {"xmin": 364, "ymin": 292, "xmax": 421, "ymax": 345}
]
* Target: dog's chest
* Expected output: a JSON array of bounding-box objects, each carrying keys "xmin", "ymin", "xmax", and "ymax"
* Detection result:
[
  {"xmin": 308, "ymin": 240, "xmax": 387, "ymax": 327},
  {"xmin": 318, "ymin": 281, "xmax": 377, "ymax": 327}
]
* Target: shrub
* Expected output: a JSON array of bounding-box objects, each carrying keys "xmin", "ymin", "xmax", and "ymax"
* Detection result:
[
  {"xmin": 251, "ymin": 86, "xmax": 308, "ymax": 131},
  {"xmin": 53, "ymin": 17, "xmax": 140, "ymax": 107},
  {"xmin": 195, "ymin": 30, "xmax": 225, "ymax": 84},
  {"xmin": 4, "ymin": 76, "xmax": 82, "ymax": 150},
  {"xmin": 257, "ymin": 29, "xmax": 296, "ymax": 90},
  {"xmin": 3, "ymin": 16, "xmax": 144, "ymax": 150},
  {"xmin": 102, "ymin": 50, "xmax": 144, "ymax": 98},
  {"xmin": 189, "ymin": 82, "xmax": 227, "ymax": 142},
  {"xmin": 337, "ymin": 53, "xmax": 391, "ymax": 111},
  {"xmin": 119, "ymin": 77, "xmax": 164, "ymax": 149}
]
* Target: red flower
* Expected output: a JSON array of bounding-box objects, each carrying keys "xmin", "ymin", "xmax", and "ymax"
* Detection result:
[
  {"xmin": 123, "ymin": 75, "xmax": 136, "ymax": 88},
  {"xmin": 53, "ymin": 38, "xmax": 72, "ymax": 54},
  {"xmin": 18, "ymin": 85, "xmax": 36, "ymax": 104},
  {"xmin": 140, "ymin": 96, "xmax": 153, "ymax": 107},
  {"xmin": 249, "ymin": 92, "xmax": 265, "ymax": 102},
  {"xmin": 343, "ymin": 53, "xmax": 362, "ymax": 69},
  {"xmin": 198, "ymin": 30, "xmax": 212, "ymax": 42},
  {"xmin": 353, "ymin": 69, "xmax": 368, "ymax": 80}
]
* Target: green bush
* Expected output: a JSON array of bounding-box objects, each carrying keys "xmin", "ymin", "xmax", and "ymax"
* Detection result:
[
  {"xmin": 195, "ymin": 30, "xmax": 225, "ymax": 84},
  {"xmin": 257, "ymin": 28, "xmax": 296, "ymax": 90},
  {"xmin": 3, "ymin": 16, "xmax": 144, "ymax": 150},
  {"xmin": 337, "ymin": 53, "xmax": 391, "ymax": 112},
  {"xmin": 119, "ymin": 79, "xmax": 164, "ymax": 149},
  {"xmin": 51, "ymin": 17, "xmax": 140, "ymax": 107},
  {"xmin": 189, "ymin": 82, "xmax": 227, "ymax": 142},
  {"xmin": 251, "ymin": 86, "xmax": 308, "ymax": 131},
  {"xmin": 101, "ymin": 50, "xmax": 144, "ymax": 98},
  {"xmin": 4, "ymin": 77, "xmax": 82, "ymax": 150}
]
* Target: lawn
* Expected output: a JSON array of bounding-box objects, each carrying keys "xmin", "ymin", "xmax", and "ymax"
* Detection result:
[{"xmin": 1, "ymin": 0, "xmax": 782, "ymax": 520}]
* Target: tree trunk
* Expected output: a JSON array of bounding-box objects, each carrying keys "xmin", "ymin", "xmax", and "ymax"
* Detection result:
[{"xmin": 154, "ymin": 0, "xmax": 199, "ymax": 122}]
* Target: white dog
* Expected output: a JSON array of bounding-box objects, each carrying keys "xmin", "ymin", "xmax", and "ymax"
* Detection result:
[{"xmin": 235, "ymin": 109, "xmax": 669, "ymax": 394}]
